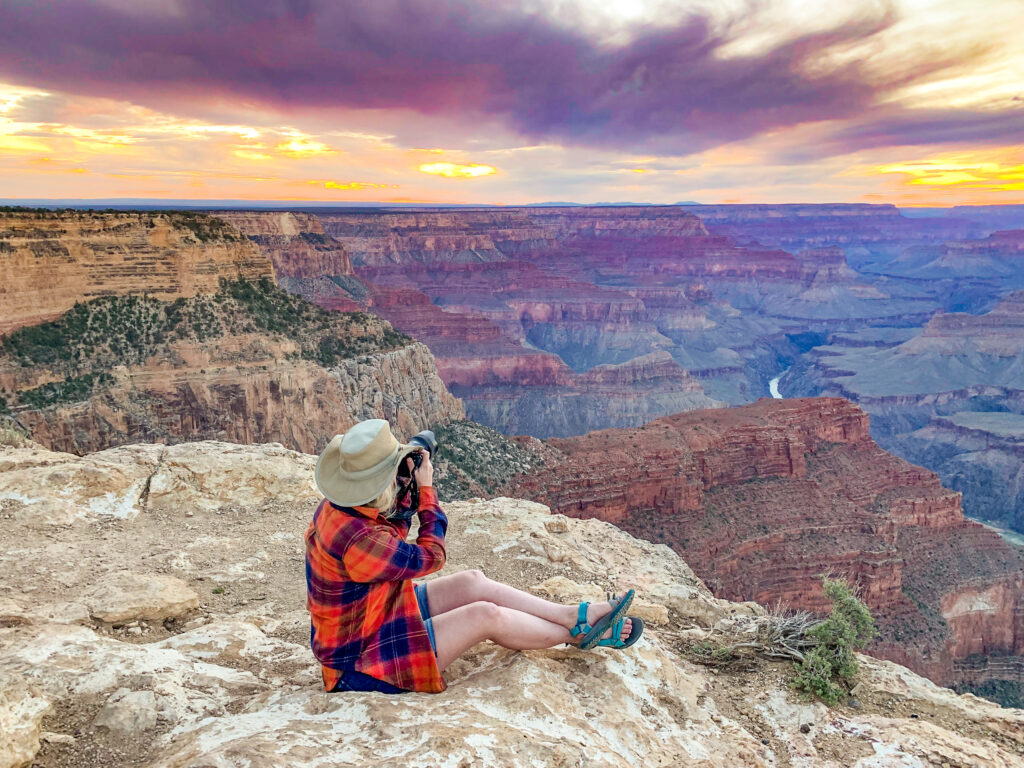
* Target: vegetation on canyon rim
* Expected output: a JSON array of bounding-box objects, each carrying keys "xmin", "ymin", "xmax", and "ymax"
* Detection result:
[
  {"xmin": 430, "ymin": 420, "xmax": 549, "ymax": 499},
  {"xmin": 0, "ymin": 278, "xmax": 411, "ymax": 410},
  {"xmin": 791, "ymin": 577, "xmax": 878, "ymax": 705},
  {"xmin": 686, "ymin": 576, "xmax": 877, "ymax": 706}
]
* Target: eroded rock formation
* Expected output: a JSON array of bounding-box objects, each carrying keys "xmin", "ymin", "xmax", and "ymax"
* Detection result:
[
  {"xmin": 786, "ymin": 290, "xmax": 1024, "ymax": 533},
  {"xmin": 0, "ymin": 280, "xmax": 463, "ymax": 455},
  {"xmin": 0, "ymin": 210, "xmax": 271, "ymax": 335},
  {"xmin": 213, "ymin": 211, "xmax": 367, "ymax": 310},
  {"xmin": 504, "ymin": 396, "xmax": 1024, "ymax": 705},
  {"xmin": 1, "ymin": 439, "xmax": 1021, "ymax": 767},
  {"xmin": 6, "ymin": 340, "xmax": 462, "ymax": 455}
]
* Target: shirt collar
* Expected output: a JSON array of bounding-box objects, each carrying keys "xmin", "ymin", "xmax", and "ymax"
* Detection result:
[{"xmin": 328, "ymin": 501, "xmax": 380, "ymax": 520}]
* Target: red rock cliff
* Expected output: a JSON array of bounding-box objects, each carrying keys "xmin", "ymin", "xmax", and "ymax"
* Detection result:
[{"xmin": 505, "ymin": 396, "xmax": 1024, "ymax": 695}]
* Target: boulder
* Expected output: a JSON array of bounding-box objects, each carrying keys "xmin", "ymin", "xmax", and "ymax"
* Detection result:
[{"xmin": 84, "ymin": 572, "xmax": 199, "ymax": 623}]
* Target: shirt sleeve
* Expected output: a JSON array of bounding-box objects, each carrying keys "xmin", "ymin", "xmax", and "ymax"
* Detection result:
[{"xmin": 342, "ymin": 487, "xmax": 447, "ymax": 583}]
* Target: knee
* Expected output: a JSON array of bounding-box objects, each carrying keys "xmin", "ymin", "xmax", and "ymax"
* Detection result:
[
  {"xmin": 457, "ymin": 568, "xmax": 488, "ymax": 596},
  {"xmin": 466, "ymin": 600, "xmax": 503, "ymax": 627}
]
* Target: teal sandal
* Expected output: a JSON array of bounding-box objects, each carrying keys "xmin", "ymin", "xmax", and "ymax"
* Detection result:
[
  {"xmin": 594, "ymin": 592, "xmax": 644, "ymax": 649},
  {"xmin": 567, "ymin": 589, "xmax": 635, "ymax": 650}
]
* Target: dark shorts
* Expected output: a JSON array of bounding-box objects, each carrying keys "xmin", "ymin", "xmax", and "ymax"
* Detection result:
[{"xmin": 331, "ymin": 581, "xmax": 437, "ymax": 694}]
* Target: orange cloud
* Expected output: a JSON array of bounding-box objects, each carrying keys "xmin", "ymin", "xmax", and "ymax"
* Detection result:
[
  {"xmin": 877, "ymin": 150, "xmax": 1024, "ymax": 193},
  {"xmin": 307, "ymin": 180, "xmax": 397, "ymax": 190},
  {"xmin": 419, "ymin": 162, "xmax": 496, "ymax": 178}
]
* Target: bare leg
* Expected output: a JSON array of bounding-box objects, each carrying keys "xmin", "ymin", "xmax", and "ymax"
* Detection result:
[
  {"xmin": 424, "ymin": 569, "xmax": 631, "ymax": 639},
  {"xmin": 424, "ymin": 571, "xmax": 632, "ymax": 671},
  {"xmin": 431, "ymin": 602, "xmax": 594, "ymax": 672}
]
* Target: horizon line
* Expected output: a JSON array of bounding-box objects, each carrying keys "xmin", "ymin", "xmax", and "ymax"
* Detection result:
[{"xmin": 4, "ymin": 198, "xmax": 1023, "ymax": 210}]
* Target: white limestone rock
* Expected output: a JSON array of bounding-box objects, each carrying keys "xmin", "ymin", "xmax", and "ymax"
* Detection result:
[
  {"xmin": 0, "ymin": 677, "xmax": 51, "ymax": 768},
  {"xmin": 83, "ymin": 571, "xmax": 200, "ymax": 623}
]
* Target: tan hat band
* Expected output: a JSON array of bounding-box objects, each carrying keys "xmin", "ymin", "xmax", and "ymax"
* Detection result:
[{"xmin": 340, "ymin": 444, "xmax": 406, "ymax": 480}]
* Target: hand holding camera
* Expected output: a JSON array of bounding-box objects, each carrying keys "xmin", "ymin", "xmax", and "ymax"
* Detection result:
[
  {"xmin": 392, "ymin": 429, "xmax": 438, "ymax": 518},
  {"xmin": 412, "ymin": 451, "xmax": 433, "ymax": 488}
]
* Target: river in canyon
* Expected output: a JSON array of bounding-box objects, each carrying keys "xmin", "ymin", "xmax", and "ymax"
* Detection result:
[{"xmin": 769, "ymin": 367, "xmax": 790, "ymax": 398}]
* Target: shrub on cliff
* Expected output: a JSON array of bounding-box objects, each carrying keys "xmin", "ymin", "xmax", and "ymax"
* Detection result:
[{"xmin": 792, "ymin": 576, "xmax": 877, "ymax": 705}]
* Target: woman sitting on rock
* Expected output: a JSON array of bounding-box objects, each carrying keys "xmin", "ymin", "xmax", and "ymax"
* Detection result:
[{"xmin": 305, "ymin": 418, "xmax": 643, "ymax": 693}]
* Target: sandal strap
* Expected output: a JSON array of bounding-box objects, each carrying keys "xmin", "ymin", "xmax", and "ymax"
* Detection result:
[
  {"xmin": 569, "ymin": 602, "xmax": 591, "ymax": 638},
  {"xmin": 596, "ymin": 617, "xmax": 627, "ymax": 647}
]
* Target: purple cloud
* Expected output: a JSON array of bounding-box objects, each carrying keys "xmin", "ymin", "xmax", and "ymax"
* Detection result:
[{"xmin": 0, "ymin": 0, "xmax": 1006, "ymax": 155}]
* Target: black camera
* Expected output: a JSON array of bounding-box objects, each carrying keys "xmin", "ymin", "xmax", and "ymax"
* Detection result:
[{"xmin": 393, "ymin": 430, "xmax": 438, "ymax": 518}]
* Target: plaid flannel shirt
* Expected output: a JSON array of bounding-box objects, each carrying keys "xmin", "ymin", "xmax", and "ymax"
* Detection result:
[{"xmin": 305, "ymin": 485, "xmax": 448, "ymax": 693}]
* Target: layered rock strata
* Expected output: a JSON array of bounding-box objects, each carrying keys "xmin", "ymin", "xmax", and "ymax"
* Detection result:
[
  {"xmin": 6, "ymin": 340, "xmax": 461, "ymax": 455},
  {"xmin": 785, "ymin": 290, "xmax": 1024, "ymax": 533},
  {"xmin": 1, "ymin": 439, "xmax": 1021, "ymax": 767},
  {"xmin": 0, "ymin": 210, "xmax": 271, "ymax": 335},
  {"xmin": 0, "ymin": 284, "xmax": 463, "ymax": 455},
  {"xmin": 307, "ymin": 206, "xmax": 927, "ymax": 432},
  {"xmin": 504, "ymin": 396, "xmax": 1024, "ymax": 704},
  {"xmin": 213, "ymin": 211, "xmax": 366, "ymax": 310}
]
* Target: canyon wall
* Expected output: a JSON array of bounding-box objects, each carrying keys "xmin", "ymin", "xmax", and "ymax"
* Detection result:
[
  {"xmin": 785, "ymin": 290, "xmax": 1024, "ymax": 532},
  {"xmin": 504, "ymin": 396, "xmax": 1024, "ymax": 703},
  {"xmin": 0, "ymin": 210, "xmax": 272, "ymax": 335},
  {"xmin": 212, "ymin": 210, "xmax": 366, "ymax": 310},
  {"xmin": 7, "ymin": 339, "xmax": 462, "ymax": 456},
  {"xmin": 0, "ymin": 210, "xmax": 464, "ymax": 456},
  {"xmin": 297, "ymin": 206, "xmax": 932, "ymax": 434}
]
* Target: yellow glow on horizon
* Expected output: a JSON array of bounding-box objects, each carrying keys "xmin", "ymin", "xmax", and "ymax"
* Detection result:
[
  {"xmin": 307, "ymin": 179, "xmax": 397, "ymax": 191},
  {"xmin": 277, "ymin": 139, "xmax": 333, "ymax": 156},
  {"xmin": 419, "ymin": 162, "xmax": 497, "ymax": 178},
  {"xmin": 234, "ymin": 149, "xmax": 272, "ymax": 161},
  {"xmin": 0, "ymin": 134, "xmax": 52, "ymax": 153},
  {"xmin": 879, "ymin": 151, "xmax": 1024, "ymax": 192}
]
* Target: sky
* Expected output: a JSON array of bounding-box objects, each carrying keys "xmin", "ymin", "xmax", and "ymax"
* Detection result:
[{"xmin": 1, "ymin": 0, "xmax": 1022, "ymax": 205}]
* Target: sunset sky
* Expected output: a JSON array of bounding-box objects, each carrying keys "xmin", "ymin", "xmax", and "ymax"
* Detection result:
[{"xmin": 1, "ymin": 0, "xmax": 1022, "ymax": 205}]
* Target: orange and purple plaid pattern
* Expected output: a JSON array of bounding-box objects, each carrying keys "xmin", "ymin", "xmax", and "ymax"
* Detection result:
[{"xmin": 305, "ymin": 486, "xmax": 448, "ymax": 693}]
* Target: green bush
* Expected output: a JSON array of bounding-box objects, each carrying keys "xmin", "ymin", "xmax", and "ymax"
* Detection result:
[{"xmin": 792, "ymin": 576, "xmax": 878, "ymax": 705}]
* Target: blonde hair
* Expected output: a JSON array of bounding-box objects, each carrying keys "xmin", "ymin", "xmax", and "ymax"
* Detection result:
[{"xmin": 367, "ymin": 477, "xmax": 397, "ymax": 517}]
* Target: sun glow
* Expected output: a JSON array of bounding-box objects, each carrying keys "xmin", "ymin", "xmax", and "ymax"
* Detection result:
[
  {"xmin": 879, "ymin": 151, "xmax": 1024, "ymax": 192},
  {"xmin": 419, "ymin": 162, "xmax": 497, "ymax": 178},
  {"xmin": 277, "ymin": 139, "xmax": 333, "ymax": 156}
]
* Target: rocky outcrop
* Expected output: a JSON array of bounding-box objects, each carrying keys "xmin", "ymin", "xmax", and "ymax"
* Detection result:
[
  {"xmin": 884, "ymin": 412, "xmax": 1024, "ymax": 535},
  {"xmin": 0, "ymin": 210, "xmax": 272, "ymax": 335},
  {"xmin": 0, "ymin": 281, "xmax": 463, "ymax": 455},
  {"xmin": 212, "ymin": 211, "xmax": 354, "ymax": 278},
  {"xmin": 6, "ymin": 340, "xmax": 462, "ymax": 455},
  {"xmin": 504, "ymin": 396, "xmax": 1024, "ymax": 705},
  {"xmin": 1, "ymin": 439, "xmax": 1021, "ymax": 767}
]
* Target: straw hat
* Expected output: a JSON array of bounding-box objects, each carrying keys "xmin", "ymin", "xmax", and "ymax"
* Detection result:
[{"xmin": 315, "ymin": 419, "xmax": 418, "ymax": 507}]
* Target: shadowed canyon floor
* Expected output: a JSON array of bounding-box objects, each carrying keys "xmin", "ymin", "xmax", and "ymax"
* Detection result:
[{"xmin": 2, "ymin": 439, "xmax": 1023, "ymax": 767}]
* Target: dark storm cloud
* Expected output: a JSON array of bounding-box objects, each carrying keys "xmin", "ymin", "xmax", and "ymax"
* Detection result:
[{"xmin": 0, "ymin": 0, "xmax": 1006, "ymax": 154}]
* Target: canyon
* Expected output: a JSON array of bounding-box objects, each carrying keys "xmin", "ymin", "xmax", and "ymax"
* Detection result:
[
  {"xmin": 220, "ymin": 206, "xmax": 943, "ymax": 436},
  {"xmin": 785, "ymin": 289, "xmax": 1024, "ymax": 534},
  {"xmin": 5, "ymin": 205, "xmax": 1024, "ymax": 714},
  {"xmin": 0, "ymin": 212, "xmax": 463, "ymax": 455},
  {"xmin": 502, "ymin": 396, "xmax": 1024, "ymax": 706}
]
